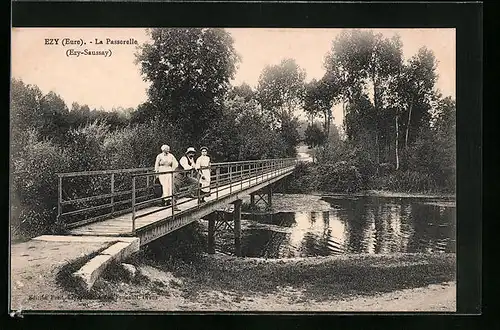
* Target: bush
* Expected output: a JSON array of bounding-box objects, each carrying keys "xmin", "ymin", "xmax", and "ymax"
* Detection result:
[
  {"xmin": 375, "ymin": 170, "xmax": 438, "ymax": 193},
  {"xmin": 102, "ymin": 123, "xmax": 173, "ymax": 170},
  {"xmin": 404, "ymin": 129, "xmax": 455, "ymax": 193},
  {"xmin": 287, "ymin": 162, "xmax": 320, "ymax": 193},
  {"xmin": 65, "ymin": 121, "xmax": 110, "ymax": 171},
  {"xmin": 317, "ymin": 161, "xmax": 363, "ymax": 193},
  {"xmin": 11, "ymin": 130, "xmax": 71, "ymax": 236}
]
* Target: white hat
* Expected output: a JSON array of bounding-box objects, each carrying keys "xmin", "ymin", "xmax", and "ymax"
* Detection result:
[
  {"xmin": 161, "ymin": 144, "xmax": 170, "ymax": 152},
  {"xmin": 186, "ymin": 147, "xmax": 196, "ymax": 154}
]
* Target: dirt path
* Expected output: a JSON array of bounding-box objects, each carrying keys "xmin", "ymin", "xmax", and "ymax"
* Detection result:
[
  {"xmin": 10, "ymin": 237, "xmax": 456, "ymax": 312},
  {"xmin": 10, "ymin": 237, "xmax": 118, "ymax": 311},
  {"xmin": 11, "ymin": 260, "xmax": 455, "ymax": 312}
]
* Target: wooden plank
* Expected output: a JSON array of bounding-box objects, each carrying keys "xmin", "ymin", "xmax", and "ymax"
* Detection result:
[{"xmin": 70, "ymin": 227, "xmax": 128, "ymax": 234}]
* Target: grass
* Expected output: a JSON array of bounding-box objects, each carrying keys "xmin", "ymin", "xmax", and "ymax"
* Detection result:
[
  {"xmin": 55, "ymin": 241, "xmax": 119, "ymax": 301},
  {"xmin": 155, "ymin": 253, "xmax": 456, "ymax": 301}
]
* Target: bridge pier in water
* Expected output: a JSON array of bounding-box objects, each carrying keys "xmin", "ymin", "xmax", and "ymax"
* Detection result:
[
  {"xmin": 207, "ymin": 217, "xmax": 216, "ymax": 254},
  {"xmin": 206, "ymin": 199, "xmax": 243, "ymax": 257},
  {"xmin": 233, "ymin": 199, "xmax": 242, "ymax": 257},
  {"xmin": 250, "ymin": 186, "xmax": 273, "ymax": 210}
]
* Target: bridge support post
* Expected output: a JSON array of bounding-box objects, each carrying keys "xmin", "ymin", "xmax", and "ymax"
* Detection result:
[
  {"xmin": 207, "ymin": 218, "xmax": 216, "ymax": 254},
  {"xmin": 250, "ymin": 194, "xmax": 255, "ymax": 210},
  {"xmin": 233, "ymin": 199, "xmax": 242, "ymax": 257},
  {"xmin": 249, "ymin": 187, "xmax": 273, "ymax": 211},
  {"xmin": 267, "ymin": 186, "xmax": 272, "ymax": 208}
]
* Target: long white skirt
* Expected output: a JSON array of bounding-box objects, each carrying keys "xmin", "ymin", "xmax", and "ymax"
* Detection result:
[
  {"xmin": 199, "ymin": 168, "xmax": 211, "ymax": 194},
  {"xmin": 158, "ymin": 166, "xmax": 174, "ymax": 200}
]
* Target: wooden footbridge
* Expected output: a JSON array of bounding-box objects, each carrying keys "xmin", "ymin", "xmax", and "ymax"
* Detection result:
[{"xmin": 56, "ymin": 158, "xmax": 298, "ymax": 253}]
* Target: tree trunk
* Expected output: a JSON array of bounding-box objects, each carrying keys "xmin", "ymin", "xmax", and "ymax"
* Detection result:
[
  {"xmin": 405, "ymin": 101, "xmax": 413, "ymax": 150},
  {"xmin": 395, "ymin": 114, "xmax": 400, "ymax": 170},
  {"xmin": 327, "ymin": 111, "xmax": 331, "ymax": 137},
  {"xmin": 374, "ymin": 77, "xmax": 380, "ymax": 167}
]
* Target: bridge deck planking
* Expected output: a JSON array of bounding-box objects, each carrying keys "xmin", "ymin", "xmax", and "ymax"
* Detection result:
[{"xmin": 68, "ymin": 166, "xmax": 294, "ymax": 237}]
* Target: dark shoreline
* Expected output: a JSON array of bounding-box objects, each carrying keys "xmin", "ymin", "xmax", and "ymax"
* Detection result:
[
  {"xmin": 320, "ymin": 190, "xmax": 456, "ymax": 199},
  {"xmin": 133, "ymin": 252, "xmax": 456, "ymax": 302}
]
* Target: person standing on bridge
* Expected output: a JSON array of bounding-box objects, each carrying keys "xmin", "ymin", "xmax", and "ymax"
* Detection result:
[
  {"xmin": 177, "ymin": 147, "xmax": 199, "ymax": 198},
  {"xmin": 155, "ymin": 144, "xmax": 180, "ymax": 210},
  {"xmin": 195, "ymin": 146, "xmax": 211, "ymax": 203}
]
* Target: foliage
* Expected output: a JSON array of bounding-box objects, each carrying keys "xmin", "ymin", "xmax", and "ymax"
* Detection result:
[
  {"xmin": 304, "ymin": 123, "xmax": 327, "ymax": 148},
  {"xmin": 304, "ymin": 77, "xmax": 341, "ymax": 132},
  {"xmin": 280, "ymin": 117, "xmax": 301, "ymax": 157},
  {"xmin": 375, "ymin": 170, "xmax": 438, "ymax": 193},
  {"xmin": 316, "ymin": 29, "xmax": 453, "ymax": 193},
  {"xmin": 256, "ymin": 58, "xmax": 306, "ymax": 124},
  {"xmin": 316, "ymin": 162, "xmax": 363, "ymax": 193},
  {"xmin": 206, "ymin": 95, "xmax": 290, "ymax": 161},
  {"xmin": 10, "ymin": 28, "xmax": 457, "ymax": 240},
  {"xmin": 11, "ymin": 130, "xmax": 71, "ymax": 236},
  {"xmin": 11, "ymin": 79, "xmax": 67, "ymax": 153},
  {"xmin": 228, "ymin": 82, "xmax": 255, "ymax": 102},
  {"xmin": 287, "ymin": 162, "xmax": 320, "ymax": 193},
  {"xmin": 393, "ymin": 47, "xmax": 438, "ymax": 152},
  {"xmin": 136, "ymin": 28, "xmax": 240, "ymax": 146},
  {"xmin": 324, "ymin": 29, "xmax": 406, "ymax": 167},
  {"xmin": 405, "ymin": 129, "xmax": 454, "ymax": 192}
]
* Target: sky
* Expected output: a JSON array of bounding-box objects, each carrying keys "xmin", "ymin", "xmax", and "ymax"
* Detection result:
[{"xmin": 11, "ymin": 28, "xmax": 455, "ymax": 125}]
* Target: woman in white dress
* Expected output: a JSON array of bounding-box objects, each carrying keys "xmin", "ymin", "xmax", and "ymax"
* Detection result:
[
  {"xmin": 195, "ymin": 146, "xmax": 211, "ymax": 203},
  {"xmin": 155, "ymin": 144, "xmax": 179, "ymax": 208}
]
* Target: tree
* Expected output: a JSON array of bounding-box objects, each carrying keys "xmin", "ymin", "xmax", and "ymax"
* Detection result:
[
  {"xmin": 324, "ymin": 30, "xmax": 404, "ymax": 166},
  {"xmin": 204, "ymin": 95, "xmax": 289, "ymax": 161},
  {"xmin": 389, "ymin": 47, "xmax": 437, "ymax": 170},
  {"xmin": 280, "ymin": 116, "xmax": 301, "ymax": 157},
  {"xmin": 304, "ymin": 123, "xmax": 327, "ymax": 162},
  {"xmin": 303, "ymin": 79, "xmax": 322, "ymax": 125},
  {"xmin": 304, "ymin": 76, "xmax": 341, "ymax": 135},
  {"xmin": 400, "ymin": 47, "xmax": 438, "ymax": 150},
  {"xmin": 10, "ymin": 79, "xmax": 72, "ymax": 147},
  {"xmin": 305, "ymin": 124, "xmax": 326, "ymax": 148},
  {"xmin": 256, "ymin": 58, "xmax": 306, "ymax": 125},
  {"xmin": 11, "ymin": 79, "xmax": 44, "ymax": 157},
  {"xmin": 433, "ymin": 96, "xmax": 456, "ymax": 137},
  {"xmin": 136, "ymin": 28, "xmax": 240, "ymax": 146},
  {"xmin": 228, "ymin": 82, "xmax": 255, "ymax": 102}
]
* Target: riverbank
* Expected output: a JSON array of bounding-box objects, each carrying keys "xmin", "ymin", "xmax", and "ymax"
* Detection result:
[
  {"xmin": 141, "ymin": 253, "xmax": 456, "ymax": 303},
  {"xmin": 322, "ymin": 190, "xmax": 456, "ymax": 199},
  {"xmin": 18, "ymin": 252, "xmax": 455, "ymax": 312}
]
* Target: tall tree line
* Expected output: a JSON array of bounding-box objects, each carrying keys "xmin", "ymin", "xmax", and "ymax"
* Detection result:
[{"xmin": 303, "ymin": 29, "xmax": 454, "ymax": 179}]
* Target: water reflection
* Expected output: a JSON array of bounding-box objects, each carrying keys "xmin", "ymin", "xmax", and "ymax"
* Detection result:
[{"xmin": 218, "ymin": 196, "xmax": 455, "ymax": 258}]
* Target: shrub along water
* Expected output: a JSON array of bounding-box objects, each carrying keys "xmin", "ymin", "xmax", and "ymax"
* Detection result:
[{"xmin": 291, "ymin": 136, "xmax": 454, "ymax": 195}]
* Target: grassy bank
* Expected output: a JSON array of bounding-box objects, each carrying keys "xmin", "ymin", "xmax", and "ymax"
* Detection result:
[{"xmin": 138, "ymin": 253, "xmax": 455, "ymax": 302}]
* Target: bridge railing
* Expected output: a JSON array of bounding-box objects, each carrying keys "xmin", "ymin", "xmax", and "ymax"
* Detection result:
[
  {"xmin": 56, "ymin": 167, "xmax": 154, "ymax": 229},
  {"xmin": 130, "ymin": 158, "xmax": 297, "ymax": 233},
  {"xmin": 56, "ymin": 158, "xmax": 297, "ymax": 231}
]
